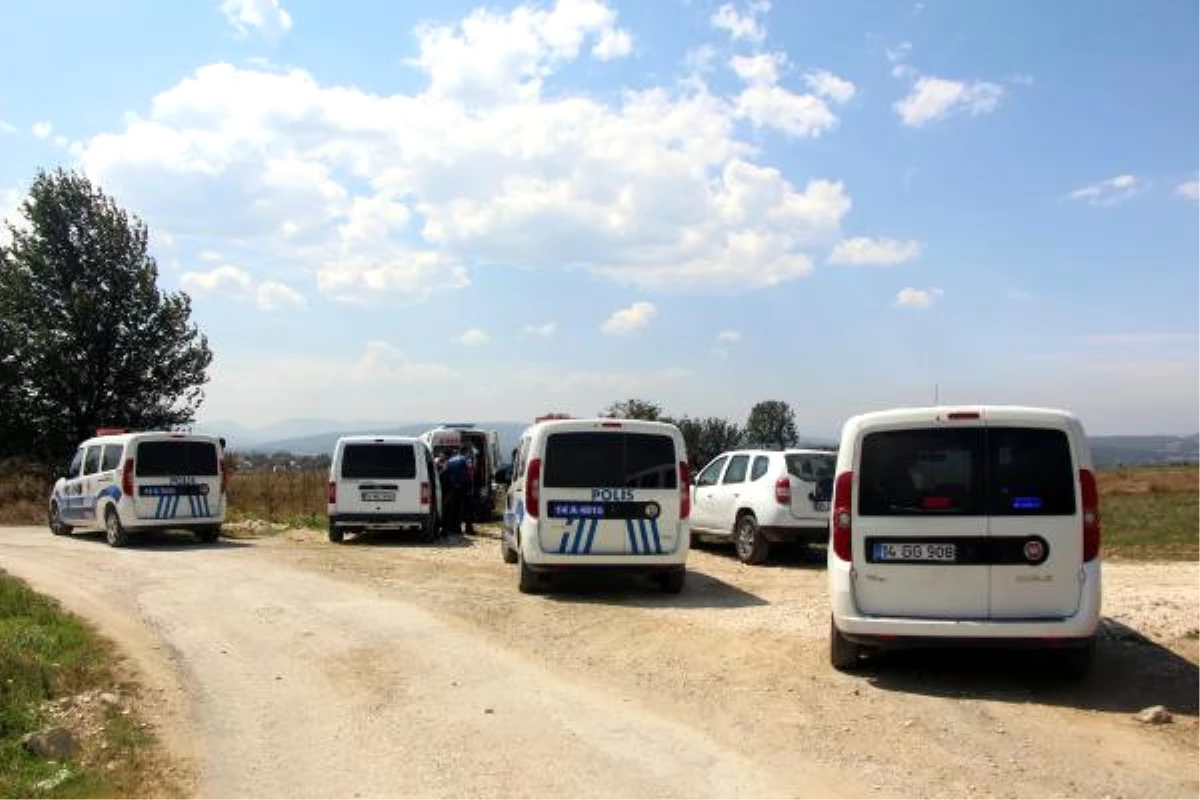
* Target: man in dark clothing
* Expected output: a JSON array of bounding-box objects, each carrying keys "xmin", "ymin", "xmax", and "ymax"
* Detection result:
[{"xmin": 442, "ymin": 447, "xmax": 475, "ymax": 535}]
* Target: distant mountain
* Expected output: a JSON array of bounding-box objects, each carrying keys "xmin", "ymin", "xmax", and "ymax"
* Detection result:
[
  {"xmin": 248, "ymin": 421, "xmax": 532, "ymax": 459},
  {"xmin": 1088, "ymin": 434, "xmax": 1199, "ymax": 467}
]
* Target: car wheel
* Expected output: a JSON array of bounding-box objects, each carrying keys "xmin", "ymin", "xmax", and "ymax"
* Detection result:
[
  {"xmin": 104, "ymin": 508, "xmax": 130, "ymax": 548},
  {"xmin": 829, "ymin": 617, "xmax": 862, "ymax": 672},
  {"xmin": 195, "ymin": 525, "xmax": 220, "ymax": 543},
  {"xmin": 659, "ymin": 568, "xmax": 686, "ymax": 594},
  {"xmin": 518, "ymin": 557, "xmax": 545, "ymax": 595},
  {"xmin": 327, "ymin": 523, "xmax": 344, "ymax": 544},
  {"xmin": 501, "ymin": 536, "xmax": 519, "ymax": 564},
  {"xmin": 1055, "ymin": 638, "xmax": 1096, "ymax": 681},
  {"xmin": 733, "ymin": 513, "xmax": 769, "ymax": 565},
  {"xmin": 48, "ymin": 502, "xmax": 71, "ymax": 536}
]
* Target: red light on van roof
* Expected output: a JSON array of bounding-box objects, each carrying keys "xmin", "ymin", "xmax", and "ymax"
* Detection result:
[
  {"xmin": 946, "ymin": 411, "xmax": 980, "ymax": 420},
  {"xmin": 95, "ymin": 427, "xmax": 127, "ymax": 436},
  {"xmin": 600, "ymin": 421, "xmax": 623, "ymax": 429},
  {"xmin": 923, "ymin": 496, "xmax": 952, "ymax": 510}
]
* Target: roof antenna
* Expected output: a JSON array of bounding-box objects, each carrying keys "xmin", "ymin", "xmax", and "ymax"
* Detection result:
[{"xmin": 934, "ymin": 383, "xmax": 940, "ymax": 404}]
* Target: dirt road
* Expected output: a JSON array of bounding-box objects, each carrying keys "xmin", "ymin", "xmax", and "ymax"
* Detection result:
[{"xmin": 0, "ymin": 524, "xmax": 1196, "ymax": 798}]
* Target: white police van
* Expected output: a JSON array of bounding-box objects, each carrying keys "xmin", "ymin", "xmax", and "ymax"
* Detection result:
[
  {"xmin": 49, "ymin": 430, "xmax": 227, "ymax": 547},
  {"xmin": 501, "ymin": 417, "xmax": 691, "ymax": 594},
  {"xmin": 327, "ymin": 435, "xmax": 440, "ymax": 543},
  {"xmin": 827, "ymin": 406, "xmax": 1102, "ymax": 677}
]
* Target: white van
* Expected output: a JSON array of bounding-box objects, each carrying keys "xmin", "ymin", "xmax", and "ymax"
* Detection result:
[
  {"xmin": 828, "ymin": 406, "xmax": 1101, "ymax": 677},
  {"xmin": 501, "ymin": 418, "xmax": 691, "ymax": 594},
  {"xmin": 419, "ymin": 424, "xmax": 502, "ymax": 521},
  {"xmin": 327, "ymin": 436, "xmax": 440, "ymax": 543},
  {"xmin": 48, "ymin": 430, "xmax": 227, "ymax": 547}
]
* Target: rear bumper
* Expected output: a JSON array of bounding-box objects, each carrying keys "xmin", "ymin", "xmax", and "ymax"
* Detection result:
[
  {"xmin": 331, "ymin": 512, "xmax": 431, "ymax": 530},
  {"xmin": 759, "ymin": 524, "xmax": 828, "ymax": 543},
  {"xmin": 520, "ymin": 522, "xmax": 690, "ymax": 568},
  {"xmin": 830, "ymin": 560, "xmax": 1102, "ymax": 641}
]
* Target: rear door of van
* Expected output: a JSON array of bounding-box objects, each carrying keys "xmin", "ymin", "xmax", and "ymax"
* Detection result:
[
  {"xmin": 538, "ymin": 427, "xmax": 682, "ymax": 556},
  {"xmin": 132, "ymin": 437, "xmax": 222, "ymax": 521},
  {"xmin": 785, "ymin": 451, "xmax": 835, "ymax": 523},
  {"xmin": 984, "ymin": 418, "xmax": 1083, "ymax": 619},
  {"xmin": 854, "ymin": 424, "xmax": 990, "ymax": 619},
  {"xmin": 336, "ymin": 442, "xmax": 421, "ymax": 518}
]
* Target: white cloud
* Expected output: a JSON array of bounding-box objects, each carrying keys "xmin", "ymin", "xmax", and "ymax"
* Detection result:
[
  {"xmin": 78, "ymin": 1, "xmax": 854, "ymax": 302},
  {"xmin": 710, "ymin": 1, "xmax": 769, "ymax": 42},
  {"xmin": 684, "ymin": 44, "xmax": 719, "ymax": 74},
  {"xmin": 1068, "ymin": 174, "xmax": 1141, "ymax": 207},
  {"xmin": 601, "ymin": 301, "xmax": 656, "ymax": 335},
  {"xmin": 31, "ymin": 121, "xmax": 52, "ymax": 139},
  {"xmin": 730, "ymin": 53, "xmax": 783, "ymax": 85},
  {"xmin": 255, "ymin": 280, "xmax": 307, "ymax": 311},
  {"xmin": 52, "ymin": 135, "xmax": 68, "ymax": 148},
  {"xmin": 885, "ymin": 42, "xmax": 912, "ymax": 64},
  {"xmin": 180, "ymin": 264, "xmax": 253, "ymax": 296},
  {"xmin": 717, "ymin": 330, "xmax": 742, "ymax": 343},
  {"xmin": 199, "ymin": 250, "xmax": 223, "ymax": 263},
  {"xmin": 894, "ymin": 287, "xmax": 943, "ymax": 309},
  {"xmin": 522, "ymin": 322, "xmax": 557, "ymax": 338},
  {"xmin": 894, "ymin": 76, "xmax": 1004, "ymax": 126},
  {"xmin": 712, "ymin": 329, "xmax": 742, "ymax": 359},
  {"xmin": 1175, "ymin": 180, "xmax": 1199, "ymax": 202},
  {"xmin": 828, "ymin": 236, "xmax": 921, "ymax": 266},
  {"xmin": 220, "ymin": 0, "xmax": 293, "ymax": 40},
  {"xmin": 454, "ymin": 328, "xmax": 490, "ymax": 346},
  {"xmin": 729, "ymin": 54, "xmax": 843, "ymax": 138},
  {"xmin": 803, "ymin": 70, "xmax": 856, "ymax": 104},
  {"xmin": 592, "ymin": 26, "xmax": 632, "ymax": 59}
]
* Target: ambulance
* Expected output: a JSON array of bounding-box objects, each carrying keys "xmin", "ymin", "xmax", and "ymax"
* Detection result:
[
  {"xmin": 501, "ymin": 417, "xmax": 691, "ymax": 594},
  {"xmin": 48, "ymin": 429, "xmax": 227, "ymax": 547}
]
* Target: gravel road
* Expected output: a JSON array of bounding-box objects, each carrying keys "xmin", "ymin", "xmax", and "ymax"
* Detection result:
[{"xmin": 0, "ymin": 524, "xmax": 1195, "ymax": 798}]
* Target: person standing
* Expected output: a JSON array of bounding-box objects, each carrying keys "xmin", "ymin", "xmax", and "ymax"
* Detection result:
[{"xmin": 442, "ymin": 447, "xmax": 475, "ymax": 535}]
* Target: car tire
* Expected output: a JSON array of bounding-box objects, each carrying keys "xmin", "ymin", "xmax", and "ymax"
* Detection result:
[
  {"xmin": 501, "ymin": 537, "xmax": 519, "ymax": 564},
  {"xmin": 659, "ymin": 568, "xmax": 686, "ymax": 594},
  {"xmin": 104, "ymin": 508, "xmax": 130, "ymax": 548},
  {"xmin": 1055, "ymin": 639, "xmax": 1096, "ymax": 681},
  {"xmin": 733, "ymin": 513, "xmax": 769, "ymax": 565},
  {"xmin": 195, "ymin": 525, "xmax": 220, "ymax": 543},
  {"xmin": 48, "ymin": 502, "xmax": 71, "ymax": 536},
  {"xmin": 327, "ymin": 523, "xmax": 344, "ymax": 544},
  {"xmin": 518, "ymin": 558, "xmax": 545, "ymax": 595},
  {"xmin": 829, "ymin": 617, "xmax": 862, "ymax": 672}
]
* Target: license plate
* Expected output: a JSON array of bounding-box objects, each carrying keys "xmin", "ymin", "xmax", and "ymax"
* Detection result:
[
  {"xmin": 873, "ymin": 542, "xmax": 957, "ymax": 563},
  {"xmin": 362, "ymin": 491, "xmax": 395, "ymax": 502},
  {"xmin": 813, "ymin": 500, "xmax": 829, "ymax": 512}
]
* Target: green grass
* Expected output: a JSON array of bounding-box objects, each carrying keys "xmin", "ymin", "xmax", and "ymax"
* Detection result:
[
  {"xmin": 1102, "ymin": 492, "xmax": 1200, "ymax": 560},
  {"xmin": 0, "ymin": 571, "xmax": 170, "ymax": 798}
]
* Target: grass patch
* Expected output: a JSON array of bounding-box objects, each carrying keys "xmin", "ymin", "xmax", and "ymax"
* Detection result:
[{"xmin": 0, "ymin": 570, "xmax": 183, "ymax": 798}]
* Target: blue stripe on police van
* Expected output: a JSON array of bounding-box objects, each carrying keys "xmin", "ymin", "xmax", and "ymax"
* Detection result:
[
  {"xmin": 558, "ymin": 526, "xmax": 571, "ymax": 553},
  {"xmin": 154, "ymin": 496, "xmax": 166, "ymax": 519},
  {"xmin": 650, "ymin": 518, "xmax": 662, "ymax": 554},
  {"xmin": 637, "ymin": 519, "xmax": 651, "ymax": 554},
  {"xmin": 170, "ymin": 495, "xmax": 181, "ymax": 518},
  {"xmin": 202, "ymin": 494, "xmax": 211, "ymax": 517},
  {"xmin": 570, "ymin": 518, "xmax": 587, "ymax": 554},
  {"xmin": 626, "ymin": 519, "xmax": 639, "ymax": 554},
  {"xmin": 187, "ymin": 495, "xmax": 196, "ymax": 517},
  {"xmin": 583, "ymin": 518, "xmax": 598, "ymax": 554}
]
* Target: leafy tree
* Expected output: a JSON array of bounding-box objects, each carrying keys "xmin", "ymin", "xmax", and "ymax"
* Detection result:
[
  {"xmin": 744, "ymin": 400, "xmax": 799, "ymax": 450},
  {"xmin": 0, "ymin": 168, "xmax": 213, "ymax": 465},
  {"xmin": 675, "ymin": 416, "xmax": 743, "ymax": 470},
  {"xmin": 600, "ymin": 398, "xmax": 664, "ymax": 421}
]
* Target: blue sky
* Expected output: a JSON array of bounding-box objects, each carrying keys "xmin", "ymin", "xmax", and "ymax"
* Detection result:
[{"xmin": 1, "ymin": 0, "xmax": 1196, "ymax": 437}]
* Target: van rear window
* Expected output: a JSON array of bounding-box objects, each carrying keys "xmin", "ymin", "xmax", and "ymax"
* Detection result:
[
  {"xmin": 341, "ymin": 444, "xmax": 416, "ymax": 480},
  {"xmin": 136, "ymin": 441, "xmax": 219, "ymax": 477},
  {"xmin": 543, "ymin": 432, "xmax": 678, "ymax": 489},
  {"xmin": 858, "ymin": 427, "xmax": 1075, "ymax": 516}
]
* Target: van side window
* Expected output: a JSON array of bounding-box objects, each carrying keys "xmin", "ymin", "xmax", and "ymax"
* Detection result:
[
  {"xmin": 750, "ymin": 456, "xmax": 769, "ymax": 481},
  {"xmin": 859, "ymin": 429, "xmax": 985, "ymax": 516},
  {"xmin": 514, "ymin": 440, "xmax": 529, "ymax": 481},
  {"xmin": 694, "ymin": 456, "xmax": 728, "ymax": 487},
  {"xmin": 988, "ymin": 427, "xmax": 1075, "ymax": 515},
  {"xmin": 101, "ymin": 444, "xmax": 124, "ymax": 472},
  {"xmin": 722, "ymin": 455, "xmax": 750, "ymax": 484},
  {"xmin": 66, "ymin": 449, "xmax": 84, "ymax": 479},
  {"xmin": 83, "ymin": 445, "xmax": 103, "ymax": 476}
]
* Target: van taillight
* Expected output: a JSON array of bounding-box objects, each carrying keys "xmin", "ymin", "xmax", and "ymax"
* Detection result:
[
  {"xmin": 1080, "ymin": 468, "xmax": 1101, "ymax": 562},
  {"xmin": 831, "ymin": 471, "xmax": 853, "ymax": 561},
  {"xmin": 526, "ymin": 458, "xmax": 541, "ymax": 519},
  {"xmin": 679, "ymin": 461, "xmax": 691, "ymax": 519},
  {"xmin": 121, "ymin": 459, "xmax": 134, "ymax": 497},
  {"xmin": 774, "ymin": 476, "xmax": 791, "ymax": 505},
  {"xmin": 327, "ymin": 481, "xmax": 336, "ymax": 504},
  {"xmin": 420, "ymin": 481, "xmax": 431, "ymax": 506}
]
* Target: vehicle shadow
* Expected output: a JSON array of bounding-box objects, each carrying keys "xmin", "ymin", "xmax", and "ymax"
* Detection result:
[
  {"xmin": 539, "ymin": 567, "xmax": 768, "ymax": 609},
  {"xmin": 74, "ymin": 529, "xmax": 254, "ymax": 550},
  {"xmin": 864, "ymin": 617, "xmax": 1199, "ymax": 715},
  {"xmin": 692, "ymin": 538, "xmax": 828, "ymax": 571},
  {"xmin": 341, "ymin": 531, "xmax": 474, "ymax": 549}
]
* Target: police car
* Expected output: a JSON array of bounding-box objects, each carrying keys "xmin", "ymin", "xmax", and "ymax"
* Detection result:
[
  {"xmin": 49, "ymin": 429, "xmax": 227, "ymax": 547},
  {"xmin": 501, "ymin": 417, "xmax": 691, "ymax": 594}
]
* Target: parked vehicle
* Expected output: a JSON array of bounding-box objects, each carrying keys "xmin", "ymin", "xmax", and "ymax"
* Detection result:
[
  {"xmin": 690, "ymin": 448, "xmax": 835, "ymax": 564},
  {"xmin": 827, "ymin": 405, "xmax": 1101, "ymax": 677},
  {"xmin": 501, "ymin": 417, "xmax": 691, "ymax": 594},
  {"xmin": 419, "ymin": 423, "xmax": 502, "ymax": 521},
  {"xmin": 48, "ymin": 430, "xmax": 227, "ymax": 547},
  {"xmin": 327, "ymin": 436, "xmax": 440, "ymax": 543}
]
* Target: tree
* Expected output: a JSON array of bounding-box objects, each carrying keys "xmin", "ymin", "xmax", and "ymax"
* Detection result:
[
  {"xmin": 600, "ymin": 398, "xmax": 664, "ymax": 421},
  {"xmin": 744, "ymin": 400, "xmax": 799, "ymax": 450},
  {"xmin": 675, "ymin": 416, "xmax": 744, "ymax": 469},
  {"xmin": 0, "ymin": 168, "xmax": 213, "ymax": 465}
]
